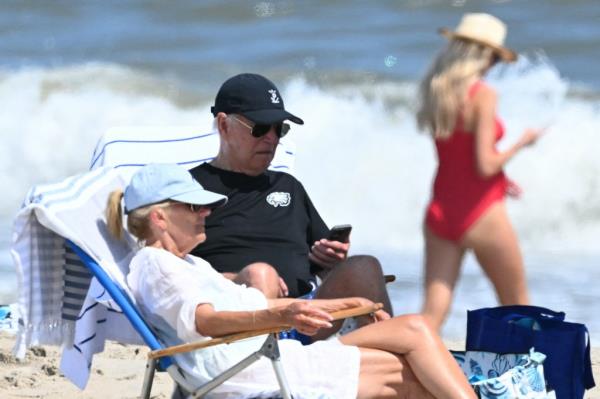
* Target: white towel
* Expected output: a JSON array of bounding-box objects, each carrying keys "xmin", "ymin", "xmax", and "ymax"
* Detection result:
[
  {"xmin": 89, "ymin": 126, "xmax": 296, "ymax": 176},
  {"xmin": 11, "ymin": 166, "xmax": 141, "ymax": 388}
]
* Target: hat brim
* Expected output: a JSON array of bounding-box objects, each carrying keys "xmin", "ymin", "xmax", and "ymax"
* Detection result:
[
  {"xmin": 241, "ymin": 109, "xmax": 304, "ymax": 125},
  {"xmin": 171, "ymin": 189, "xmax": 228, "ymax": 209},
  {"xmin": 439, "ymin": 28, "xmax": 517, "ymax": 63}
]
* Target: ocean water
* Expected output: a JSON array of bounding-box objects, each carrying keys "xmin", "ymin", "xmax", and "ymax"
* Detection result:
[{"xmin": 1, "ymin": 1, "xmax": 598, "ymax": 342}]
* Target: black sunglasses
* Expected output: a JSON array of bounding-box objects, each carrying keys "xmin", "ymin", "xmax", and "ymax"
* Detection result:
[
  {"xmin": 233, "ymin": 116, "xmax": 291, "ymax": 138},
  {"xmin": 181, "ymin": 203, "xmax": 210, "ymax": 213}
]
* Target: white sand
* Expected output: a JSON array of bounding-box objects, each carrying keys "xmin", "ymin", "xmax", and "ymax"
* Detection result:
[{"xmin": 1, "ymin": 332, "xmax": 598, "ymax": 398}]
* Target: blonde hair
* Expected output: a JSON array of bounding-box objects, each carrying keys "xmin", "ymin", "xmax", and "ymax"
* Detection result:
[
  {"xmin": 417, "ymin": 40, "xmax": 495, "ymax": 139},
  {"xmin": 105, "ymin": 190, "xmax": 169, "ymax": 242}
]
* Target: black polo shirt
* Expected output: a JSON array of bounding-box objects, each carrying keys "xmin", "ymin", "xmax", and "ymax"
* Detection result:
[{"xmin": 190, "ymin": 163, "xmax": 329, "ymax": 297}]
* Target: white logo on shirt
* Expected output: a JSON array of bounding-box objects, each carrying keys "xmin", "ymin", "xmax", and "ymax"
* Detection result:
[
  {"xmin": 266, "ymin": 192, "xmax": 290, "ymax": 207},
  {"xmin": 268, "ymin": 89, "xmax": 280, "ymax": 104}
]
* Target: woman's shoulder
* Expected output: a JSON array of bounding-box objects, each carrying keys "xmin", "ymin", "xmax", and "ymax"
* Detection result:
[
  {"xmin": 131, "ymin": 247, "xmax": 181, "ymax": 276},
  {"xmin": 469, "ymin": 81, "xmax": 498, "ymax": 112},
  {"xmin": 471, "ymin": 80, "xmax": 497, "ymax": 99}
]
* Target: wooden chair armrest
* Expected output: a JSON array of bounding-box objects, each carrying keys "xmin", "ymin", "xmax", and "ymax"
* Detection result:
[
  {"xmin": 148, "ymin": 303, "xmax": 383, "ymax": 360},
  {"xmin": 148, "ymin": 326, "xmax": 287, "ymax": 360},
  {"xmin": 329, "ymin": 302, "xmax": 383, "ymax": 321}
]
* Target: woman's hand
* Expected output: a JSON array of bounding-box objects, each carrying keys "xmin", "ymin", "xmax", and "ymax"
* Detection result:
[
  {"xmin": 518, "ymin": 128, "xmax": 541, "ymax": 148},
  {"xmin": 281, "ymin": 301, "xmax": 333, "ymax": 336},
  {"xmin": 506, "ymin": 179, "xmax": 523, "ymax": 199},
  {"xmin": 352, "ymin": 297, "xmax": 391, "ymax": 324},
  {"xmin": 313, "ymin": 297, "xmax": 390, "ymax": 324}
]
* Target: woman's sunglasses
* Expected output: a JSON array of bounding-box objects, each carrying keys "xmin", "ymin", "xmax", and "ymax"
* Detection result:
[
  {"xmin": 188, "ymin": 204, "xmax": 207, "ymax": 213},
  {"xmin": 175, "ymin": 202, "xmax": 209, "ymax": 213},
  {"xmin": 233, "ymin": 116, "xmax": 290, "ymax": 138}
]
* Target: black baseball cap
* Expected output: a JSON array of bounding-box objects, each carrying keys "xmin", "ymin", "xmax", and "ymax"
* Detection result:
[{"xmin": 210, "ymin": 73, "xmax": 304, "ymax": 125}]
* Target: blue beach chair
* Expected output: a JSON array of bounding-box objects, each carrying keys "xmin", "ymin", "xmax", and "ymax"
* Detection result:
[
  {"xmin": 65, "ymin": 241, "xmax": 377, "ymax": 398},
  {"xmin": 65, "ymin": 240, "xmax": 293, "ymax": 398},
  {"xmin": 12, "ymin": 166, "xmax": 293, "ymax": 397}
]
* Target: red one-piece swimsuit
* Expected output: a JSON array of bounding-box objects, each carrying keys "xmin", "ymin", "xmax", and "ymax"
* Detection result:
[{"xmin": 425, "ymin": 81, "xmax": 508, "ymax": 242}]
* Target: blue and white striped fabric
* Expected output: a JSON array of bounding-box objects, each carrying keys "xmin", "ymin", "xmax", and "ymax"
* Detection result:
[
  {"xmin": 90, "ymin": 126, "xmax": 297, "ymax": 176},
  {"xmin": 11, "ymin": 166, "xmax": 141, "ymax": 388}
]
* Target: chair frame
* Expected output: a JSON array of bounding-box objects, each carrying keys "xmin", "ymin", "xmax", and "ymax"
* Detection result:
[{"xmin": 66, "ymin": 240, "xmax": 380, "ymax": 399}]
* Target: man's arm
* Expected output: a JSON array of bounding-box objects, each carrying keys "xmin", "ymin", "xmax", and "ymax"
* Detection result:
[{"xmin": 302, "ymin": 184, "xmax": 350, "ymax": 274}]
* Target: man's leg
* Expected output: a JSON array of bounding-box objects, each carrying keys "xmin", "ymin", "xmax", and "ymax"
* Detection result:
[
  {"xmin": 230, "ymin": 262, "xmax": 282, "ymax": 299},
  {"xmin": 312, "ymin": 255, "xmax": 393, "ymax": 340}
]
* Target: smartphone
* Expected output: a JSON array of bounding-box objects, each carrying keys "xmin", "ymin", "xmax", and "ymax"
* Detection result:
[{"xmin": 328, "ymin": 224, "xmax": 352, "ymax": 243}]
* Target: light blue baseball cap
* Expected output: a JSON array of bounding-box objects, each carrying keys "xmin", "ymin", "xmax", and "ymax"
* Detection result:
[{"xmin": 124, "ymin": 163, "xmax": 227, "ymax": 213}]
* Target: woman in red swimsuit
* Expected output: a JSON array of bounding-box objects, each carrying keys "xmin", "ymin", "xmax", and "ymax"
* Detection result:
[{"xmin": 416, "ymin": 13, "xmax": 541, "ymax": 330}]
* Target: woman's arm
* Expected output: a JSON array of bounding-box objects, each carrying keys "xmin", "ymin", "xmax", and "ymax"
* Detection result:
[
  {"xmin": 195, "ymin": 296, "xmax": 388, "ymax": 338},
  {"xmin": 269, "ymin": 297, "xmax": 390, "ymax": 322},
  {"xmin": 473, "ymin": 86, "xmax": 539, "ymax": 178},
  {"xmin": 268, "ymin": 296, "xmax": 367, "ymax": 313},
  {"xmin": 194, "ymin": 300, "xmax": 335, "ymax": 337}
]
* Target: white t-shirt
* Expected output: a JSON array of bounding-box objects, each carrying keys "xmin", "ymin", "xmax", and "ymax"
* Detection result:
[{"xmin": 127, "ymin": 247, "xmax": 360, "ymax": 399}]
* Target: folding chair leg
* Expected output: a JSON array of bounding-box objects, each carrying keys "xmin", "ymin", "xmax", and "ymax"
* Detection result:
[
  {"xmin": 141, "ymin": 358, "xmax": 157, "ymax": 399},
  {"xmin": 260, "ymin": 335, "xmax": 292, "ymax": 399},
  {"xmin": 189, "ymin": 333, "xmax": 292, "ymax": 399},
  {"xmin": 270, "ymin": 359, "xmax": 292, "ymax": 399},
  {"xmin": 190, "ymin": 352, "xmax": 263, "ymax": 398}
]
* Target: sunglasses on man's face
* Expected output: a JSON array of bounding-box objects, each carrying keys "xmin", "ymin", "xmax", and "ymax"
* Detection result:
[{"xmin": 233, "ymin": 116, "xmax": 291, "ymax": 138}]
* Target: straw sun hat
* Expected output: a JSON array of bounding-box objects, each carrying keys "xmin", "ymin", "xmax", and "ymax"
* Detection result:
[{"xmin": 439, "ymin": 13, "xmax": 517, "ymax": 62}]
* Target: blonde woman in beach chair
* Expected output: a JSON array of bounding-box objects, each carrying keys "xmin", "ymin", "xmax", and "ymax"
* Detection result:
[
  {"xmin": 101, "ymin": 163, "xmax": 475, "ymax": 398},
  {"xmin": 11, "ymin": 165, "xmax": 374, "ymax": 398}
]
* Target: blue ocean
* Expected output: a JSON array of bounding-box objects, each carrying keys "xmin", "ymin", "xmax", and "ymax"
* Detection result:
[{"xmin": 1, "ymin": 1, "xmax": 598, "ymax": 343}]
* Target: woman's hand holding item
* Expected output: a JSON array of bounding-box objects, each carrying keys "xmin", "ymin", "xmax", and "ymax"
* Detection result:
[
  {"xmin": 281, "ymin": 301, "xmax": 333, "ymax": 336},
  {"xmin": 518, "ymin": 128, "xmax": 542, "ymax": 148}
]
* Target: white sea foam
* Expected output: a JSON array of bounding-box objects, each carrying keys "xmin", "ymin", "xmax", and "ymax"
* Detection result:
[
  {"xmin": 1, "ymin": 57, "xmax": 599, "ymax": 256},
  {"xmin": 0, "ymin": 63, "xmax": 211, "ymax": 220}
]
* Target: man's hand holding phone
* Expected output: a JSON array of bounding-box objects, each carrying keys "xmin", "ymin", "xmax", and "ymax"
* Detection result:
[{"xmin": 308, "ymin": 224, "xmax": 352, "ymax": 271}]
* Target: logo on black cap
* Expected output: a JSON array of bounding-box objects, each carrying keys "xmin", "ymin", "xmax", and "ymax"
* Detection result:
[
  {"xmin": 210, "ymin": 73, "xmax": 304, "ymax": 126},
  {"xmin": 268, "ymin": 89, "xmax": 280, "ymax": 104}
]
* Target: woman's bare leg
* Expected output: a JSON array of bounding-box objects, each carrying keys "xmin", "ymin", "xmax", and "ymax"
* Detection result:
[
  {"xmin": 462, "ymin": 202, "xmax": 529, "ymax": 305},
  {"xmin": 340, "ymin": 315, "xmax": 475, "ymax": 399},
  {"xmin": 355, "ymin": 347, "xmax": 434, "ymax": 398},
  {"xmin": 421, "ymin": 226, "xmax": 466, "ymax": 331}
]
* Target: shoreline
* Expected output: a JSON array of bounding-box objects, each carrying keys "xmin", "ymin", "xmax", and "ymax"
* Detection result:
[{"xmin": 1, "ymin": 332, "xmax": 598, "ymax": 398}]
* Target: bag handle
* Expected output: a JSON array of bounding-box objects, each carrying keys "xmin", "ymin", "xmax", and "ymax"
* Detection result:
[
  {"xmin": 584, "ymin": 327, "xmax": 596, "ymax": 389},
  {"xmin": 488, "ymin": 305, "xmax": 566, "ymax": 322}
]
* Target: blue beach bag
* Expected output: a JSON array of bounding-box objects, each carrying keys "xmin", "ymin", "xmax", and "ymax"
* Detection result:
[{"xmin": 466, "ymin": 305, "xmax": 595, "ymax": 399}]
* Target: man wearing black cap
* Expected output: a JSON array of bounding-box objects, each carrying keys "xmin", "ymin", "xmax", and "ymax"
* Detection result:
[{"xmin": 189, "ymin": 73, "xmax": 392, "ymax": 339}]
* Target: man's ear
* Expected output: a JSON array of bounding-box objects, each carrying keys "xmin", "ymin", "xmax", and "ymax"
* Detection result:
[{"xmin": 216, "ymin": 113, "xmax": 229, "ymax": 136}]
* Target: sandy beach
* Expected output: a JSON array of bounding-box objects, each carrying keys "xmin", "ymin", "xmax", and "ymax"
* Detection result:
[{"xmin": 0, "ymin": 332, "xmax": 598, "ymax": 398}]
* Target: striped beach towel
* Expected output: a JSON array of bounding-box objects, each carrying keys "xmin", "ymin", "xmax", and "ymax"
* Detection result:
[
  {"xmin": 89, "ymin": 125, "xmax": 296, "ymax": 175},
  {"xmin": 11, "ymin": 166, "xmax": 141, "ymax": 388}
]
